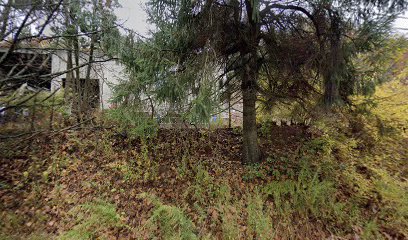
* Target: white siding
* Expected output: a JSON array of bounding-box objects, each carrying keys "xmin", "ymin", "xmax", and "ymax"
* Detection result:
[{"xmin": 50, "ymin": 50, "xmax": 125, "ymax": 109}]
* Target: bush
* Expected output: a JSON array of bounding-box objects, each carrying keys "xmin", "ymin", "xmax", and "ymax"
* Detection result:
[
  {"xmin": 262, "ymin": 164, "xmax": 355, "ymax": 231},
  {"xmin": 139, "ymin": 193, "xmax": 198, "ymax": 240}
]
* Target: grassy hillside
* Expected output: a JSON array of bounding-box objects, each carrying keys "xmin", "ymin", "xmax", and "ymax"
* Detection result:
[{"xmin": 1, "ymin": 93, "xmax": 407, "ymax": 239}]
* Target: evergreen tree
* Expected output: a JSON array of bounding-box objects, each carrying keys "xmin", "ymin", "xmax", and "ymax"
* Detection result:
[{"xmin": 116, "ymin": 0, "xmax": 407, "ymax": 164}]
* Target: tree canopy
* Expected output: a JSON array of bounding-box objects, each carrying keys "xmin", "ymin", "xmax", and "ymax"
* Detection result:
[{"xmin": 113, "ymin": 0, "xmax": 407, "ymax": 164}]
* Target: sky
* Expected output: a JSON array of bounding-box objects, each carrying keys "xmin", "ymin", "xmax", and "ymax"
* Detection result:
[
  {"xmin": 115, "ymin": 0, "xmax": 407, "ymax": 36},
  {"xmin": 394, "ymin": 15, "xmax": 408, "ymax": 33},
  {"xmin": 115, "ymin": 0, "xmax": 150, "ymax": 36}
]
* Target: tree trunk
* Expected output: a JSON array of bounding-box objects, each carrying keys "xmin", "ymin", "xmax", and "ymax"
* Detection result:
[
  {"xmin": 63, "ymin": 3, "xmax": 73, "ymax": 105},
  {"xmin": 83, "ymin": 32, "xmax": 96, "ymax": 115},
  {"xmin": 228, "ymin": 95, "xmax": 231, "ymax": 128},
  {"xmin": 323, "ymin": 37, "xmax": 341, "ymax": 106},
  {"xmin": 73, "ymin": 33, "xmax": 81, "ymax": 122},
  {"xmin": 241, "ymin": 54, "xmax": 260, "ymax": 164},
  {"xmin": 0, "ymin": 0, "xmax": 11, "ymax": 40},
  {"xmin": 323, "ymin": 12, "xmax": 342, "ymax": 107},
  {"xmin": 225, "ymin": 74, "xmax": 232, "ymax": 128},
  {"xmin": 323, "ymin": 71, "xmax": 339, "ymax": 106}
]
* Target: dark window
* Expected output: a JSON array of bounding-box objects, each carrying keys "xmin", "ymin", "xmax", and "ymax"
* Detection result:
[
  {"xmin": 0, "ymin": 51, "xmax": 52, "ymax": 90},
  {"xmin": 62, "ymin": 78, "xmax": 100, "ymax": 108}
]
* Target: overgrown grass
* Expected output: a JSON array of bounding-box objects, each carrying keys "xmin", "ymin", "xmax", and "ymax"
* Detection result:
[
  {"xmin": 2, "ymin": 99, "xmax": 407, "ymax": 239},
  {"xmin": 246, "ymin": 190, "xmax": 274, "ymax": 240},
  {"xmin": 138, "ymin": 193, "xmax": 198, "ymax": 240},
  {"xmin": 185, "ymin": 164, "xmax": 217, "ymax": 206},
  {"xmin": 59, "ymin": 200, "xmax": 125, "ymax": 240}
]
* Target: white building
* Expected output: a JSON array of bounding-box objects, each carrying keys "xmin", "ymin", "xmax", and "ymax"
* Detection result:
[
  {"xmin": 1, "ymin": 40, "xmax": 243, "ymax": 126},
  {"xmin": 0, "ymin": 40, "xmax": 125, "ymax": 110},
  {"xmin": 49, "ymin": 50, "xmax": 125, "ymax": 109}
]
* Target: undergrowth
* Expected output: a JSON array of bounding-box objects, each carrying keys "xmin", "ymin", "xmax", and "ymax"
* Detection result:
[
  {"xmin": 59, "ymin": 200, "xmax": 125, "ymax": 240},
  {"xmin": 138, "ymin": 193, "xmax": 198, "ymax": 240},
  {"xmin": 1, "ymin": 100, "xmax": 407, "ymax": 239}
]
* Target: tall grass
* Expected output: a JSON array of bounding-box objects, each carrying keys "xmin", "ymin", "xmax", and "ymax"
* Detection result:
[{"xmin": 59, "ymin": 200, "xmax": 124, "ymax": 240}]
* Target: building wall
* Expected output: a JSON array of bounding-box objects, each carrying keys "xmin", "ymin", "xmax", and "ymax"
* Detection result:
[
  {"xmin": 2, "ymin": 46, "xmax": 243, "ymax": 125},
  {"xmin": 50, "ymin": 50, "xmax": 126, "ymax": 109},
  {"xmin": 50, "ymin": 50, "xmax": 244, "ymax": 125}
]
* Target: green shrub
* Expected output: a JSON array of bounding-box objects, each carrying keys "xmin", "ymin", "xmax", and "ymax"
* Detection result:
[
  {"xmin": 373, "ymin": 169, "xmax": 408, "ymax": 237},
  {"xmin": 106, "ymin": 106, "xmax": 158, "ymax": 138},
  {"xmin": 262, "ymin": 165, "xmax": 354, "ymax": 231},
  {"xmin": 242, "ymin": 164, "xmax": 267, "ymax": 181},
  {"xmin": 218, "ymin": 204, "xmax": 241, "ymax": 240},
  {"xmin": 139, "ymin": 193, "xmax": 198, "ymax": 240},
  {"xmin": 185, "ymin": 165, "xmax": 216, "ymax": 205},
  {"xmin": 213, "ymin": 184, "xmax": 241, "ymax": 240},
  {"xmin": 134, "ymin": 140, "xmax": 158, "ymax": 182},
  {"xmin": 362, "ymin": 221, "xmax": 382, "ymax": 240}
]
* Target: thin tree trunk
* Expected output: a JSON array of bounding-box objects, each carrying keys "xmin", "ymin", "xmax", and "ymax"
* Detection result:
[
  {"xmin": 63, "ymin": 0, "xmax": 82, "ymax": 119},
  {"xmin": 30, "ymin": 96, "xmax": 37, "ymax": 132},
  {"xmin": 228, "ymin": 95, "xmax": 231, "ymax": 128},
  {"xmin": 147, "ymin": 94, "xmax": 155, "ymax": 120},
  {"xmin": 241, "ymin": 54, "xmax": 260, "ymax": 164},
  {"xmin": 73, "ymin": 33, "xmax": 81, "ymax": 122},
  {"xmin": 225, "ymin": 73, "xmax": 232, "ymax": 128},
  {"xmin": 63, "ymin": 1, "xmax": 73, "ymax": 105},
  {"xmin": 83, "ymin": 0, "xmax": 98, "ymax": 114},
  {"xmin": 49, "ymin": 94, "xmax": 55, "ymax": 130},
  {"xmin": 0, "ymin": 1, "xmax": 12, "ymax": 40},
  {"xmin": 64, "ymin": 50, "xmax": 73, "ymax": 102},
  {"xmin": 83, "ymin": 32, "xmax": 96, "ymax": 114}
]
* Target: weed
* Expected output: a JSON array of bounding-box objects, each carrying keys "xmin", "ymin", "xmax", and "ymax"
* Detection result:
[
  {"xmin": 303, "ymin": 134, "xmax": 335, "ymax": 155},
  {"xmin": 30, "ymin": 183, "xmax": 45, "ymax": 203},
  {"xmin": 259, "ymin": 118, "xmax": 276, "ymax": 138},
  {"xmin": 100, "ymin": 133, "xmax": 115, "ymax": 157},
  {"xmin": 59, "ymin": 200, "xmax": 124, "ymax": 240},
  {"xmin": 242, "ymin": 164, "xmax": 267, "ymax": 181},
  {"xmin": 231, "ymin": 127, "xmax": 242, "ymax": 135},
  {"xmin": 139, "ymin": 193, "xmax": 198, "ymax": 240},
  {"xmin": 218, "ymin": 204, "xmax": 241, "ymax": 240},
  {"xmin": 107, "ymin": 160, "xmax": 138, "ymax": 182},
  {"xmin": 372, "ymin": 169, "xmax": 408, "ymax": 237},
  {"xmin": 212, "ymin": 183, "xmax": 242, "ymax": 240},
  {"xmin": 362, "ymin": 221, "xmax": 382, "ymax": 240},
  {"xmin": 0, "ymin": 180, "xmax": 11, "ymax": 189},
  {"xmin": 0, "ymin": 211, "xmax": 24, "ymax": 234},
  {"xmin": 266, "ymin": 156, "xmax": 296, "ymax": 180},
  {"xmin": 185, "ymin": 164, "xmax": 217, "ymax": 206},
  {"xmin": 340, "ymin": 156, "xmax": 408, "ymax": 237},
  {"xmin": 246, "ymin": 190, "xmax": 274, "ymax": 240},
  {"xmin": 107, "ymin": 106, "xmax": 158, "ymax": 138},
  {"xmin": 106, "ymin": 140, "xmax": 159, "ymax": 183},
  {"xmin": 262, "ymin": 164, "xmax": 354, "ymax": 232},
  {"xmin": 177, "ymin": 154, "xmax": 191, "ymax": 179},
  {"xmin": 215, "ymin": 183, "xmax": 232, "ymax": 203},
  {"xmin": 134, "ymin": 140, "xmax": 158, "ymax": 182}
]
